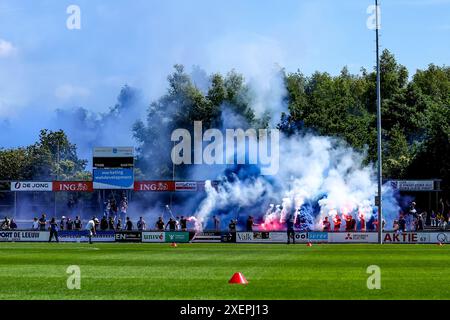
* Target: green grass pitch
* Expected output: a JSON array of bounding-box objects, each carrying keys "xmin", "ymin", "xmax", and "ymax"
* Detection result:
[{"xmin": 0, "ymin": 242, "xmax": 449, "ymax": 300}]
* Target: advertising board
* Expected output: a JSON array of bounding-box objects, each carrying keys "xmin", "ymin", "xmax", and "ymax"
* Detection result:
[
  {"xmin": 58, "ymin": 230, "xmax": 115, "ymax": 242},
  {"xmin": 175, "ymin": 182, "xmax": 198, "ymax": 191},
  {"xmin": 389, "ymin": 180, "xmax": 435, "ymax": 191},
  {"xmin": 0, "ymin": 231, "xmax": 49, "ymax": 242},
  {"xmin": 328, "ymin": 232, "xmax": 378, "ymax": 243},
  {"xmin": 93, "ymin": 168, "xmax": 134, "ymax": 189},
  {"xmin": 382, "ymin": 232, "xmax": 450, "ymax": 244},
  {"xmin": 236, "ymin": 232, "xmax": 287, "ymax": 243},
  {"xmin": 53, "ymin": 181, "xmax": 93, "ymax": 192},
  {"xmin": 165, "ymin": 232, "xmax": 189, "ymax": 243},
  {"xmin": 142, "ymin": 232, "xmax": 165, "ymax": 243},
  {"xmin": 134, "ymin": 181, "xmax": 175, "ymax": 192},
  {"xmin": 114, "ymin": 231, "xmax": 142, "ymax": 242},
  {"xmin": 10, "ymin": 181, "xmax": 52, "ymax": 192},
  {"xmin": 191, "ymin": 232, "xmax": 222, "ymax": 243}
]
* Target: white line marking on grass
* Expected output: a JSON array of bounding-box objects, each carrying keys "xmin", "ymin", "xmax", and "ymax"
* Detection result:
[{"xmin": 0, "ymin": 246, "xmax": 100, "ymax": 251}]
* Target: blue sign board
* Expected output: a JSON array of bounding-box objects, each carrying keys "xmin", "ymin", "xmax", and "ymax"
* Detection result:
[
  {"xmin": 93, "ymin": 168, "xmax": 134, "ymax": 189},
  {"xmin": 307, "ymin": 232, "xmax": 329, "ymax": 240}
]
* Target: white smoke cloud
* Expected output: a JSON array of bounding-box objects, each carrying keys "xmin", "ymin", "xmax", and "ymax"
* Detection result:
[
  {"xmin": 0, "ymin": 39, "xmax": 16, "ymax": 58},
  {"xmin": 206, "ymin": 33, "xmax": 288, "ymax": 125},
  {"xmin": 55, "ymin": 84, "xmax": 90, "ymax": 101},
  {"xmin": 192, "ymin": 122, "xmax": 398, "ymax": 232}
]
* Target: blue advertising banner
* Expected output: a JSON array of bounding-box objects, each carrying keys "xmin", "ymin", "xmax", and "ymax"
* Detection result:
[
  {"xmin": 59, "ymin": 230, "xmax": 115, "ymax": 242},
  {"xmin": 307, "ymin": 232, "xmax": 329, "ymax": 241},
  {"xmin": 93, "ymin": 168, "xmax": 134, "ymax": 189}
]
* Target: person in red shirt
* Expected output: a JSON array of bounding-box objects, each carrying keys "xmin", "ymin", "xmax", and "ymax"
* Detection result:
[
  {"xmin": 359, "ymin": 214, "xmax": 366, "ymax": 231},
  {"xmin": 345, "ymin": 214, "xmax": 353, "ymax": 231},
  {"xmin": 322, "ymin": 217, "xmax": 331, "ymax": 231},
  {"xmin": 373, "ymin": 219, "xmax": 379, "ymax": 231},
  {"xmin": 350, "ymin": 216, "xmax": 357, "ymax": 231},
  {"xmin": 333, "ymin": 214, "xmax": 341, "ymax": 231}
]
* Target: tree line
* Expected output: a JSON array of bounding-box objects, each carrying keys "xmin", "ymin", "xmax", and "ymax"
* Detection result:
[{"xmin": 0, "ymin": 50, "xmax": 448, "ymax": 193}]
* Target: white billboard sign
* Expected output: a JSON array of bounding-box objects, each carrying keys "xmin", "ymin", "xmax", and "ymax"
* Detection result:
[
  {"xmin": 10, "ymin": 181, "xmax": 52, "ymax": 192},
  {"xmin": 93, "ymin": 147, "xmax": 134, "ymax": 158},
  {"xmin": 389, "ymin": 180, "xmax": 434, "ymax": 191}
]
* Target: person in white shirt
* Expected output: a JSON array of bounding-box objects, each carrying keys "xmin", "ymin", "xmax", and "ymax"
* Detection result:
[
  {"xmin": 85, "ymin": 217, "xmax": 98, "ymax": 244},
  {"xmin": 32, "ymin": 217, "xmax": 39, "ymax": 230}
]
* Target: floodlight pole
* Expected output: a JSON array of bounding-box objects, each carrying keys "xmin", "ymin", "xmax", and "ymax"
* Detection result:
[{"xmin": 375, "ymin": 0, "xmax": 383, "ymax": 244}]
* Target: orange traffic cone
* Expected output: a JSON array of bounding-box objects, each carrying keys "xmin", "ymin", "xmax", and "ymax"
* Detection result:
[
  {"xmin": 229, "ymin": 272, "xmax": 248, "ymax": 284},
  {"xmin": 306, "ymin": 242, "xmax": 312, "ymax": 247},
  {"xmin": 170, "ymin": 242, "xmax": 177, "ymax": 247}
]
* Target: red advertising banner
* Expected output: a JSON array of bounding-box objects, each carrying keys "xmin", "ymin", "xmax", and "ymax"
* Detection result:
[
  {"xmin": 53, "ymin": 181, "xmax": 93, "ymax": 192},
  {"xmin": 134, "ymin": 181, "xmax": 175, "ymax": 192}
]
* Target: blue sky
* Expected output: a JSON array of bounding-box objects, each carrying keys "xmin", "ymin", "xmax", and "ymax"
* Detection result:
[{"xmin": 0, "ymin": 0, "xmax": 449, "ymax": 147}]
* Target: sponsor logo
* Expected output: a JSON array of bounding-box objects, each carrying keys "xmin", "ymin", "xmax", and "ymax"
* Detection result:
[
  {"xmin": 134, "ymin": 181, "xmax": 174, "ymax": 192},
  {"xmin": 114, "ymin": 231, "xmax": 142, "ymax": 242},
  {"xmin": 221, "ymin": 233, "xmax": 236, "ymax": 243},
  {"xmin": 383, "ymin": 232, "xmax": 418, "ymax": 243},
  {"xmin": 351, "ymin": 233, "xmax": 370, "ymax": 241},
  {"xmin": 308, "ymin": 232, "xmax": 328, "ymax": 240},
  {"xmin": 197, "ymin": 232, "xmax": 219, "ymax": 237},
  {"xmin": 175, "ymin": 181, "xmax": 198, "ymax": 191},
  {"xmin": 253, "ymin": 232, "xmax": 270, "ymax": 240},
  {"xmin": 237, "ymin": 232, "xmax": 286, "ymax": 243},
  {"xmin": 11, "ymin": 181, "xmax": 52, "ymax": 191},
  {"xmin": 329, "ymin": 232, "xmax": 378, "ymax": 243},
  {"xmin": 389, "ymin": 180, "xmax": 434, "ymax": 191},
  {"xmin": 437, "ymin": 233, "xmax": 448, "ymax": 243},
  {"xmin": 145, "ymin": 234, "xmax": 164, "ymax": 240},
  {"xmin": 192, "ymin": 232, "xmax": 223, "ymax": 242},
  {"xmin": 53, "ymin": 181, "xmax": 93, "ymax": 192},
  {"xmin": 343, "ymin": 233, "xmax": 371, "ymax": 241},
  {"xmin": 58, "ymin": 231, "xmax": 114, "ymax": 242},
  {"xmin": 93, "ymin": 147, "xmax": 134, "ymax": 158},
  {"xmin": 237, "ymin": 232, "xmax": 253, "ymax": 241},
  {"xmin": 0, "ymin": 231, "xmax": 49, "ymax": 242},
  {"xmin": 142, "ymin": 232, "xmax": 165, "ymax": 242},
  {"xmin": 93, "ymin": 168, "xmax": 134, "ymax": 190},
  {"xmin": 115, "ymin": 233, "xmax": 126, "ymax": 240},
  {"xmin": 295, "ymin": 232, "xmax": 308, "ymax": 241},
  {"xmin": 165, "ymin": 232, "xmax": 189, "ymax": 243}
]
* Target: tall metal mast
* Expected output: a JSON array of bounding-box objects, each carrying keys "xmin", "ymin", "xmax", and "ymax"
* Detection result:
[{"xmin": 375, "ymin": 0, "xmax": 383, "ymax": 244}]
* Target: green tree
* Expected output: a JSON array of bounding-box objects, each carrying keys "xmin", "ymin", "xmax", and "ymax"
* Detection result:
[
  {"xmin": 133, "ymin": 65, "xmax": 262, "ymax": 179},
  {"xmin": 0, "ymin": 130, "xmax": 88, "ymax": 181}
]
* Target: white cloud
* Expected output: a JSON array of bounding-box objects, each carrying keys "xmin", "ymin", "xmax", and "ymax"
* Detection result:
[
  {"xmin": 0, "ymin": 39, "xmax": 16, "ymax": 58},
  {"xmin": 54, "ymin": 84, "xmax": 90, "ymax": 100}
]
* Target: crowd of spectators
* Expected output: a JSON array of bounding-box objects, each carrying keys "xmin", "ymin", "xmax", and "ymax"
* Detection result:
[
  {"xmin": 1, "ymin": 198, "xmax": 448, "ymax": 233},
  {"xmin": 318, "ymin": 200, "xmax": 450, "ymax": 233}
]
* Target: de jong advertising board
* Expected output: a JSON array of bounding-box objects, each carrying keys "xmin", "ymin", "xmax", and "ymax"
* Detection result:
[{"xmin": 10, "ymin": 181, "xmax": 52, "ymax": 192}]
